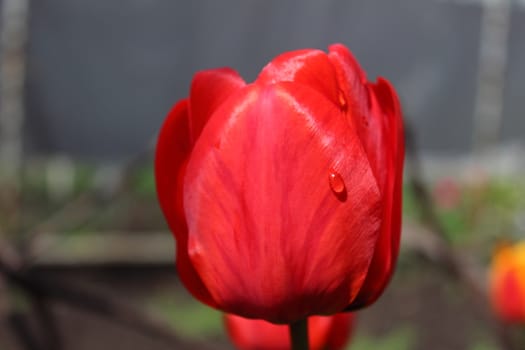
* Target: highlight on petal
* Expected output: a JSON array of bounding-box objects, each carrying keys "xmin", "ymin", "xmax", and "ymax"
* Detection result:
[
  {"xmin": 189, "ymin": 68, "xmax": 245, "ymax": 144},
  {"xmin": 155, "ymin": 99, "xmax": 216, "ymax": 307},
  {"xmin": 183, "ymin": 82, "xmax": 381, "ymax": 322},
  {"xmin": 257, "ymin": 49, "xmax": 341, "ymax": 107}
]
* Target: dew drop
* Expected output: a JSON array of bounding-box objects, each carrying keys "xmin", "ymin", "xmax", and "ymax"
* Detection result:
[
  {"xmin": 337, "ymin": 90, "xmax": 348, "ymax": 111},
  {"xmin": 329, "ymin": 170, "xmax": 345, "ymax": 194}
]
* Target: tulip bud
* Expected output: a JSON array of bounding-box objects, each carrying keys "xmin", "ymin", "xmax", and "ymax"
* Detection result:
[
  {"xmin": 224, "ymin": 313, "xmax": 354, "ymax": 350},
  {"xmin": 155, "ymin": 44, "xmax": 405, "ymax": 323},
  {"xmin": 489, "ymin": 241, "xmax": 525, "ymax": 324}
]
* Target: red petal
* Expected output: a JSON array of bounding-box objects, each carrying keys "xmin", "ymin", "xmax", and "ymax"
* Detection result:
[
  {"xmin": 225, "ymin": 314, "xmax": 290, "ymax": 350},
  {"xmin": 224, "ymin": 313, "xmax": 354, "ymax": 350},
  {"xmin": 155, "ymin": 100, "xmax": 191, "ymax": 230},
  {"xmin": 323, "ymin": 313, "xmax": 355, "ymax": 350},
  {"xmin": 154, "ymin": 100, "xmax": 217, "ymax": 307},
  {"xmin": 328, "ymin": 44, "xmax": 369, "ymax": 117},
  {"xmin": 189, "ymin": 68, "xmax": 245, "ymax": 145},
  {"xmin": 347, "ymin": 78, "xmax": 405, "ymax": 309},
  {"xmin": 328, "ymin": 45, "xmax": 404, "ymax": 308},
  {"xmin": 257, "ymin": 49, "xmax": 341, "ymax": 107},
  {"xmin": 183, "ymin": 82, "xmax": 381, "ymax": 323}
]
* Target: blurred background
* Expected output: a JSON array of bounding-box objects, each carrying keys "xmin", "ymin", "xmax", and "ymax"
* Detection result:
[{"xmin": 0, "ymin": 0, "xmax": 524, "ymax": 349}]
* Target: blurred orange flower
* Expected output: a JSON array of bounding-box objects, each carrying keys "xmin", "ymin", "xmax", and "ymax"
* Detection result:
[{"xmin": 489, "ymin": 241, "xmax": 525, "ymax": 324}]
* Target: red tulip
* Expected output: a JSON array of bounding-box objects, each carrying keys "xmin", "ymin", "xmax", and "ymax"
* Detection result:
[
  {"xmin": 224, "ymin": 313, "xmax": 354, "ymax": 350},
  {"xmin": 155, "ymin": 44, "xmax": 404, "ymax": 323},
  {"xmin": 489, "ymin": 242, "xmax": 525, "ymax": 324}
]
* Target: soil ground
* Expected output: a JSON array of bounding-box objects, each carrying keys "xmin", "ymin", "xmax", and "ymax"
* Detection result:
[{"xmin": 0, "ymin": 254, "xmax": 499, "ymax": 350}]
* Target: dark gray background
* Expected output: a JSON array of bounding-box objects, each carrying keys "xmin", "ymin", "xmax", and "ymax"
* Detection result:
[{"xmin": 23, "ymin": 0, "xmax": 524, "ymax": 160}]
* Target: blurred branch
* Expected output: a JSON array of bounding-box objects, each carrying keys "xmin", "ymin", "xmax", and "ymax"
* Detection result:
[
  {"xmin": 404, "ymin": 123, "xmax": 487, "ymax": 301},
  {"xmin": 23, "ymin": 143, "xmax": 155, "ymax": 262},
  {"xmin": 32, "ymin": 297, "xmax": 63, "ymax": 350},
  {"xmin": 0, "ymin": 238, "xmax": 219, "ymax": 350},
  {"xmin": 30, "ymin": 231, "xmax": 172, "ymax": 268},
  {"xmin": 0, "ymin": 0, "xmax": 30, "ymax": 235},
  {"xmin": 404, "ymin": 122, "xmax": 519, "ymax": 350},
  {"xmin": 0, "ymin": 241, "xmax": 45, "ymax": 350},
  {"xmin": 26, "ymin": 194, "xmax": 94, "ymax": 244},
  {"xmin": 7, "ymin": 312, "xmax": 41, "ymax": 350},
  {"xmin": 401, "ymin": 223, "xmax": 487, "ymax": 302}
]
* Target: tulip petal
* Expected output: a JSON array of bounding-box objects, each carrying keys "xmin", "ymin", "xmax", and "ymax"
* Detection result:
[
  {"xmin": 328, "ymin": 45, "xmax": 390, "ymax": 187},
  {"xmin": 328, "ymin": 44, "xmax": 405, "ymax": 308},
  {"xmin": 155, "ymin": 100, "xmax": 191, "ymax": 234},
  {"xmin": 155, "ymin": 100, "xmax": 217, "ymax": 307},
  {"xmin": 347, "ymin": 78, "xmax": 404, "ymax": 308},
  {"xmin": 328, "ymin": 44, "xmax": 369, "ymax": 118},
  {"xmin": 322, "ymin": 313, "xmax": 355, "ymax": 350},
  {"xmin": 224, "ymin": 313, "xmax": 354, "ymax": 350},
  {"xmin": 189, "ymin": 68, "xmax": 246, "ymax": 144},
  {"xmin": 183, "ymin": 82, "xmax": 381, "ymax": 323},
  {"xmin": 257, "ymin": 49, "xmax": 341, "ymax": 108},
  {"xmin": 225, "ymin": 314, "xmax": 291, "ymax": 350}
]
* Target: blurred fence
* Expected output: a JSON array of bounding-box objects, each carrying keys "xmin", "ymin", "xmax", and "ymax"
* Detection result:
[
  {"xmin": 12, "ymin": 0, "xmax": 524, "ymax": 161},
  {"xmin": 1, "ymin": 2, "xmax": 525, "ymax": 350}
]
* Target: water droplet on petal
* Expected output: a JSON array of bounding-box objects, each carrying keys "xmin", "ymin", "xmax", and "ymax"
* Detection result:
[
  {"xmin": 329, "ymin": 170, "xmax": 345, "ymax": 194},
  {"xmin": 338, "ymin": 90, "xmax": 348, "ymax": 111}
]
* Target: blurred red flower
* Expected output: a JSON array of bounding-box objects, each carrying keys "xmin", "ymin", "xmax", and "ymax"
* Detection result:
[
  {"xmin": 224, "ymin": 313, "xmax": 354, "ymax": 350},
  {"xmin": 155, "ymin": 44, "xmax": 404, "ymax": 323},
  {"xmin": 432, "ymin": 178, "xmax": 461, "ymax": 210},
  {"xmin": 489, "ymin": 242, "xmax": 525, "ymax": 324}
]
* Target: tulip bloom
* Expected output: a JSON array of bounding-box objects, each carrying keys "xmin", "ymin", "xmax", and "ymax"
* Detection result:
[
  {"xmin": 224, "ymin": 313, "xmax": 354, "ymax": 350},
  {"xmin": 489, "ymin": 242, "xmax": 525, "ymax": 324},
  {"xmin": 155, "ymin": 44, "xmax": 404, "ymax": 323}
]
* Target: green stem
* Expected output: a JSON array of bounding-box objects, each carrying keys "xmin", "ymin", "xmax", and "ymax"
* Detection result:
[{"xmin": 289, "ymin": 318, "xmax": 309, "ymax": 350}]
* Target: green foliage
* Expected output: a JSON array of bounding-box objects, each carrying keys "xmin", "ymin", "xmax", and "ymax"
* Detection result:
[
  {"xmin": 438, "ymin": 208, "xmax": 468, "ymax": 243},
  {"xmin": 131, "ymin": 165, "xmax": 156, "ymax": 197},
  {"xmin": 72, "ymin": 163, "xmax": 96, "ymax": 194},
  {"xmin": 405, "ymin": 176, "xmax": 525, "ymax": 245},
  {"xmin": 349, "ymin": 327, "xmax": 415, "ymax": 350},
  {"xmin": 402, "ymin": 185, "xmax": 420, "ymax": 219},
  {"xmin": 148, "ymin": 292, "xmax": 224, "ymax": 339},
  {"xmin": 469, "ymin": 340, "xmax": 498, "ymax": 350}
]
